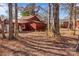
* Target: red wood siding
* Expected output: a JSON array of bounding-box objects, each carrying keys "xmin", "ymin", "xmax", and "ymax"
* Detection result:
[{"xmin": 61, "ymin": 21, "xmax": 79, "ymax": 29}]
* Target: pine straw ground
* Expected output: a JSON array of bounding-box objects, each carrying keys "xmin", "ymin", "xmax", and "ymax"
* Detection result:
[{"xmin": 0, "ymin": 31, "xmax": 79, "ymax": 56}]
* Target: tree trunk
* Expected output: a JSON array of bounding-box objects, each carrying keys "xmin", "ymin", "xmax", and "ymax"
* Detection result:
[
  {"xmin": 8, "ymin": 3, "xmax": 15, "ymax": 40},
  {"xmin": 73, "ymin": 4, "xmax": 76, "ymax": 35},
  {"xmin": 0, "ymin": 17, "xmax": 6, "ymax": 38},
  {"xmin": 31, "ymin": 3, "xmax": 36, "ymax": 15},
  {"xmin": 68, "ymin": 4, "xmax": 74, "ymax": 30},
  {"xmin": 14, "ymin": 3, "xmax": 18, "ymax": 38},
  {"xmin": 68, "ymin": 4, "xmax": 76, "ymax": 35},
  {"xmin": 47, "ymin": 3, "xmax": 52, "ymax": 37},
  {"xmin": 1, "ymin": 21, "xmax": 6, "ymax": 38},
  {"xmin": 53, "ymin": 3, "xmax": 60, "ymax": 37}
]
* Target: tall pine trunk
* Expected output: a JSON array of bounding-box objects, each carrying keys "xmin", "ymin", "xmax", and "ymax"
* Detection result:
[
  {"xmin": 73, "ymin": 4, "xmax": 76, "ymax": 35},
  {"xmin": 8, "ymin": 3, "xmax": 15, "ymax": 40},
  {"xmin": 47, "ymin": 3, "xmax": 52, "ymax": 37},
  {"xmin": 68, "ymin": 4, "xmax": 74, "ymax": 30},
  {"xmin": 0, "ymin": 17, "xmax": 6, "ymax": 38},
  {"xmin": 53, "ymin": 3, "xmax": 60, "ymax": 37},
  {"xmin": 1, "ymin": 21, "xmax": 6, "ymax": 38},
  {"xmin": 69, "ymin": 4, "xmax": 76, "ymax": 35},
  {"xmin": 14, "ymin": 3, "xmax": 18, "ymax": 38}
]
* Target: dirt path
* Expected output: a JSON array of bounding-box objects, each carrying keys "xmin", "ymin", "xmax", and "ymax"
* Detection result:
[{"xmin": 0, "ymin": 32, "xmax": 79, "ymax": 56}]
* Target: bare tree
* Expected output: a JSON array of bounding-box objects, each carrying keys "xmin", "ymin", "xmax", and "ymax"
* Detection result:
[
  {"xmin": 14, "ymin": 3, "xmax": 18, "ymax": 38},
  {"xmin": 53, "ymin": 3, "xmax": 60, "ymax": 37},
  {"xmin": 31, "ymin": 3, "xmax": 36, "ymax": 15},
  {"xmin": 8, "ymin": 3, "xmax": 15, "ymax": 40},
  {"xmin": 68, "ymin": 3, "xmax": 76, "ymax": 35},
  {"xmin": 69, "ymin": 4, "xmax": 74, "ymax": 30},
  {"xmin": 0, "ymin": 17, "xmax": 6, "ymax": 38},
  {"xmin": 47, "ymin": 3, "xmax": 52, "ymax": 37},
  {"xmin": 73, "ymin": 4, "xmax": 76, "ymax": 35}
]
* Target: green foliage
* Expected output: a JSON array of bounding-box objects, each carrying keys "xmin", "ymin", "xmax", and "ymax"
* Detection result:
[{"xmin": 21, "ymin": 11, "xmax": 30, "ymax": 16}]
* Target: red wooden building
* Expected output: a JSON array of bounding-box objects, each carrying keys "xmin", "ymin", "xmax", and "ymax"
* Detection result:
[
  {"xmin": 61, "ymin": 21, "xmax": 69, "ymax": 28},
  {"xmin": 61, "ymin": 20, "xmax": 79, "ymax": 29},
  {"xmin": 13, "ymin": 15, "xmax": 47, "ymax": 32}
]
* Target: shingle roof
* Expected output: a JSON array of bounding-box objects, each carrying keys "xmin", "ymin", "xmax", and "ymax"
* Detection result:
[{"xmin": 21, "ymin": 15, "xmax": 40, "ymax": 21}]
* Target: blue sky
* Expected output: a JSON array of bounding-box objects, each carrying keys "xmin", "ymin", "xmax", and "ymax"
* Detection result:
[{"xmin": 0, "ymin": 3, "xmax": 69, "ymax": 19}]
